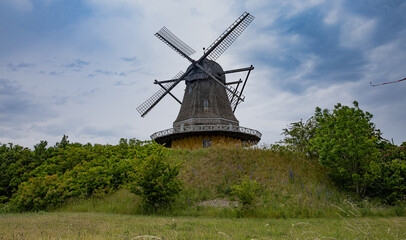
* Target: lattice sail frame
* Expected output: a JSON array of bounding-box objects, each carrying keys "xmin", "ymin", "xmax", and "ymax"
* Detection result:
[
  {"xmin": 155, "ymin": 27, "xmax": 196, "ymax": 59},
  {"xmin": 226, "ymin": 84, "xmax": 245, "ymax": 110},
  {"xmin": 205, "ymin": 12, "xmax": 254, "ymax": 61},
  {"xmin": 136, "ymin": 71, "xmax": 184, "ymax": 116}
]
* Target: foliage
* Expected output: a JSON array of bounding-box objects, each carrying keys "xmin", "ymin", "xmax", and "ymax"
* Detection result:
[
  {"xmin": 128, "ymin": 145, "xmax": 182, "ymax": 210},
  {"xmin": 375, "ymin": 144, "xmax": 406, "ymax": 204},
  {"xmin": 0, "ymin": 136, "xmax": 156, "ymax": 211},
  {"xmin": 281, "ymin": 101, "xmax": 406, "ymax": 204},
  {"xmin": 231, "ymin": 176, "xmax": 262, "ymax": 208},
  {"xmin": 9, "ymin": 175, "xmax": 66, "ymax": 211},
  {"xmin": 0, "ymin": 143, "xmax": 36, "ymax": 203},
  {"xmin": 310, "ymin": 101, "xmax": 381, "ymax": 196},
  {"xmin": 1, "ymin": 129, "xmax": 404, "ymax": 215},
  {"xmin": 281, "ymin": 117, "xmax": 317, "ymax": 156}
]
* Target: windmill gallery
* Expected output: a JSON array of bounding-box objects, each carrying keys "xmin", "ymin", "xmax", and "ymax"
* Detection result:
[{"xmin": 137, "ymin": 12, "xmax": 261, "ymax": 149}]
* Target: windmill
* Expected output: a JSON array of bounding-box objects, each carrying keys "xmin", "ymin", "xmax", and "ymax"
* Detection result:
[{"xmin": 137, "ymin": 12, "xmax": 261, "ymax": 148}]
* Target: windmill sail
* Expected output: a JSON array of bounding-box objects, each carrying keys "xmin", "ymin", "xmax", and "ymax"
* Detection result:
[
  {"xmin": 155, "ymin": 27, "xmax": 196, "ymax": 60},
  {"xmin": 202, "ymin": 12, "xmax": 254, "ymax": 62},
  {"xmin": 226, "ymin": 84, "xmax": 245, "ymax": 110},
  {"xmin": 136, "ymin": 71, "xmax": 184, "ymax": 117}
]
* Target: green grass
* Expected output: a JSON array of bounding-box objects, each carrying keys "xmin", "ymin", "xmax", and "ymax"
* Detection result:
[
  {"xmin": 57, "ymin": 188, "xmax": 141, "ymax": 215},
  {"xmin": 1, "ymin": 147, "xmax": 405, "ymax": 239},
  {"xmin": 52, "ymin": 147, "xmax": 405, "ymax": 219},
  {"xmin": 55, "ymin": 188, "xmax": 405, "ymax": 219},
  {"xmin": 0, "ymin": 212, "xmax": 405, "ymax": 239}
]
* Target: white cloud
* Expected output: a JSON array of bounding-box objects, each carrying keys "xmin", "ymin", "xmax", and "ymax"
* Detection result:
[
  {"xmin": 340, "ymin": 16, "xmax": 376, "ymax": 49},
  {"xmin": 323, "ymin": 1, "xmax": 341, "ymax": 25}
]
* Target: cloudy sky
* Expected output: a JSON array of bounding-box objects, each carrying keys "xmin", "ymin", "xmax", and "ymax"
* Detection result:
[{"xmin": 1, "ymin": 0, "xmax": 405, "ymax": 147}]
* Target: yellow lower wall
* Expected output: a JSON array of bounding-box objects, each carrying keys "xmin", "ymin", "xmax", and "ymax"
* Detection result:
[{"xmin": 171, "ymin": 135, "xmax": 242, "ymax": 149}]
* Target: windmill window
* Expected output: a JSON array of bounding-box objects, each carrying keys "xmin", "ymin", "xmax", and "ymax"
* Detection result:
[
  {"xmin": 202, "ymin": 139, "xmax": 211, "ymax": 148},
  {"xmin": 203, "ymin": 99, "xmax": 209, "ymax": 112},
  {"xmin": 188, "ymin": 87, "xmax": 192, "ymax": 94}
]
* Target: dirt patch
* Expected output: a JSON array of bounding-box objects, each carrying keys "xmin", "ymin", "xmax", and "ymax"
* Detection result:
[{"xmin": 197, "ymin": 199, "xmax": 238, "ymax": 208}]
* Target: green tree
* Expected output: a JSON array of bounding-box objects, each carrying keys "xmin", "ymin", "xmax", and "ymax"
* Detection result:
[
  {"xmin": 310, "ymin": 101, "xmax": 381, "ymax": 196},
  {"xmin": 55, "ymin": 135, "xmax": 69, "ymax": 149},
  {"xmin": 281, "ymin": 117, "xmax": 317, "ymax": 156},
  {"xmin": 281, "ymin": 102, "xmax": 405, "ymax": 203},
  {"xmin": 0, "ymin": 143, "xmax": 33, "ymax": 203}
]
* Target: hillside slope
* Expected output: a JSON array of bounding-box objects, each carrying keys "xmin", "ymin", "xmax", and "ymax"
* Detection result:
[{"xmin": 61, "ymin": 147, "xmax": 360, "ymax": 218}]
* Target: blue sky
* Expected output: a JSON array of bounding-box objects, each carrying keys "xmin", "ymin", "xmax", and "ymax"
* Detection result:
[{"xmin": 1, "ymin": 0, "xmax": 405, "ymax": 147}]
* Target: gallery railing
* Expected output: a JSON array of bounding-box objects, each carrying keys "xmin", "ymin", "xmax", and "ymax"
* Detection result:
[{"xmin": 151, "ymin": 124, "xmax": 261, "ymax": 140}]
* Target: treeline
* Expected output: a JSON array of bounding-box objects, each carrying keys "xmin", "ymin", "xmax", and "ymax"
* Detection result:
[
  {"xmin": 0, "ymin": 137, "xmax": 165, "ymax": 211},
  {"xmin": 280, "ymin": 101, "xmax": 406, "ymax": 204}
]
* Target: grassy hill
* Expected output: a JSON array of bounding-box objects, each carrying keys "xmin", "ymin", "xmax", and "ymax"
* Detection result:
[
  {"xmin": 2, "ymin": 143, "xmax": 405, "ymax": 239},
  {"xmin": 58, "ymin": 147, "xmax": 403, "ymax": 218}
]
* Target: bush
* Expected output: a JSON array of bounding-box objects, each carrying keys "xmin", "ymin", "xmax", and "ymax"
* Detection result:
[
  {"xmin": 231, "ymin": 176, "xmax": 261, "ymax": 208},
  {"xmin": 376, "ymin": 144, "xmax": 406, "ymax": 204},
  {"xmin": 4, "ymin": 137, "xmax": 146, "ymax": 211},
  {"xmin": 128, "ymin": 145, "xmax": 182, "ymax": 210},
  {"xmin": 9, "ymin": 175, "xmax": 66, "ymax": 211}
]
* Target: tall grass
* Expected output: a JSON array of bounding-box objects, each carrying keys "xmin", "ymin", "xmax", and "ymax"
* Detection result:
[
  {"xmin": 57, "ymin": 188, "xmax": 141, "ymax": 214},
  {"xmin": 169, "ymin": 146, "xmax": 345, "ymax": 218},
  {"xmin": 58, "ymin": 146, "xmax": 404, "ymax": 218}
]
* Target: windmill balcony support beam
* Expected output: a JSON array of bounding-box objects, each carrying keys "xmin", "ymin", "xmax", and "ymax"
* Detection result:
[
  {"xmin": 220, "ymin": 66, "xmax": 255, "ymax": 75},
  {"xmin": 226, "ymin": 80, "xmax": 242, "ymax": 85},
  {"xmin": 154, "ymin": 78, "xmax": 183, "ymax": 85},
  {"xmin": 233, "ymin": 65, "xmax": 253, "ymax": 112}
]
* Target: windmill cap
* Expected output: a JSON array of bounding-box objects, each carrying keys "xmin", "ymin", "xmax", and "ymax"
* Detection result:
[{"xmin": 184, "ymin": 59, "xmax": 225, "ymax": 83}]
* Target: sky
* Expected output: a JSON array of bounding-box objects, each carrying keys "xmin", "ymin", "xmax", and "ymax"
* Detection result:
[{"xmin": 1, "ymin": 0, "xmax": 405, "ymax": 148}]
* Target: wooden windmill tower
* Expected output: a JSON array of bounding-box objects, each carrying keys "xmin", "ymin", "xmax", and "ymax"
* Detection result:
[{"xmin": 137, "ymin": 12, "xmax": 261, "ymax": 149}]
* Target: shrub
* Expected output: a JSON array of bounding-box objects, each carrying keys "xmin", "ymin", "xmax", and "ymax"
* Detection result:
[
  {"xmin": 128, "ymin": 146, "xmax": 182, "ymax": 210},
  {"xmin": 231, "ymin": 176, "xmax": 261, "ymax": 208},
  {"xmin": 9, "ymin": 175, "xmax": 67, "ymax": 211},
  {"xmin": 5, "ymin": 137, "xmax": 143, "ymax": 211},
  {"xmin": 376, "ymin": 144, "xmax": 406, "ymax": 204}
]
